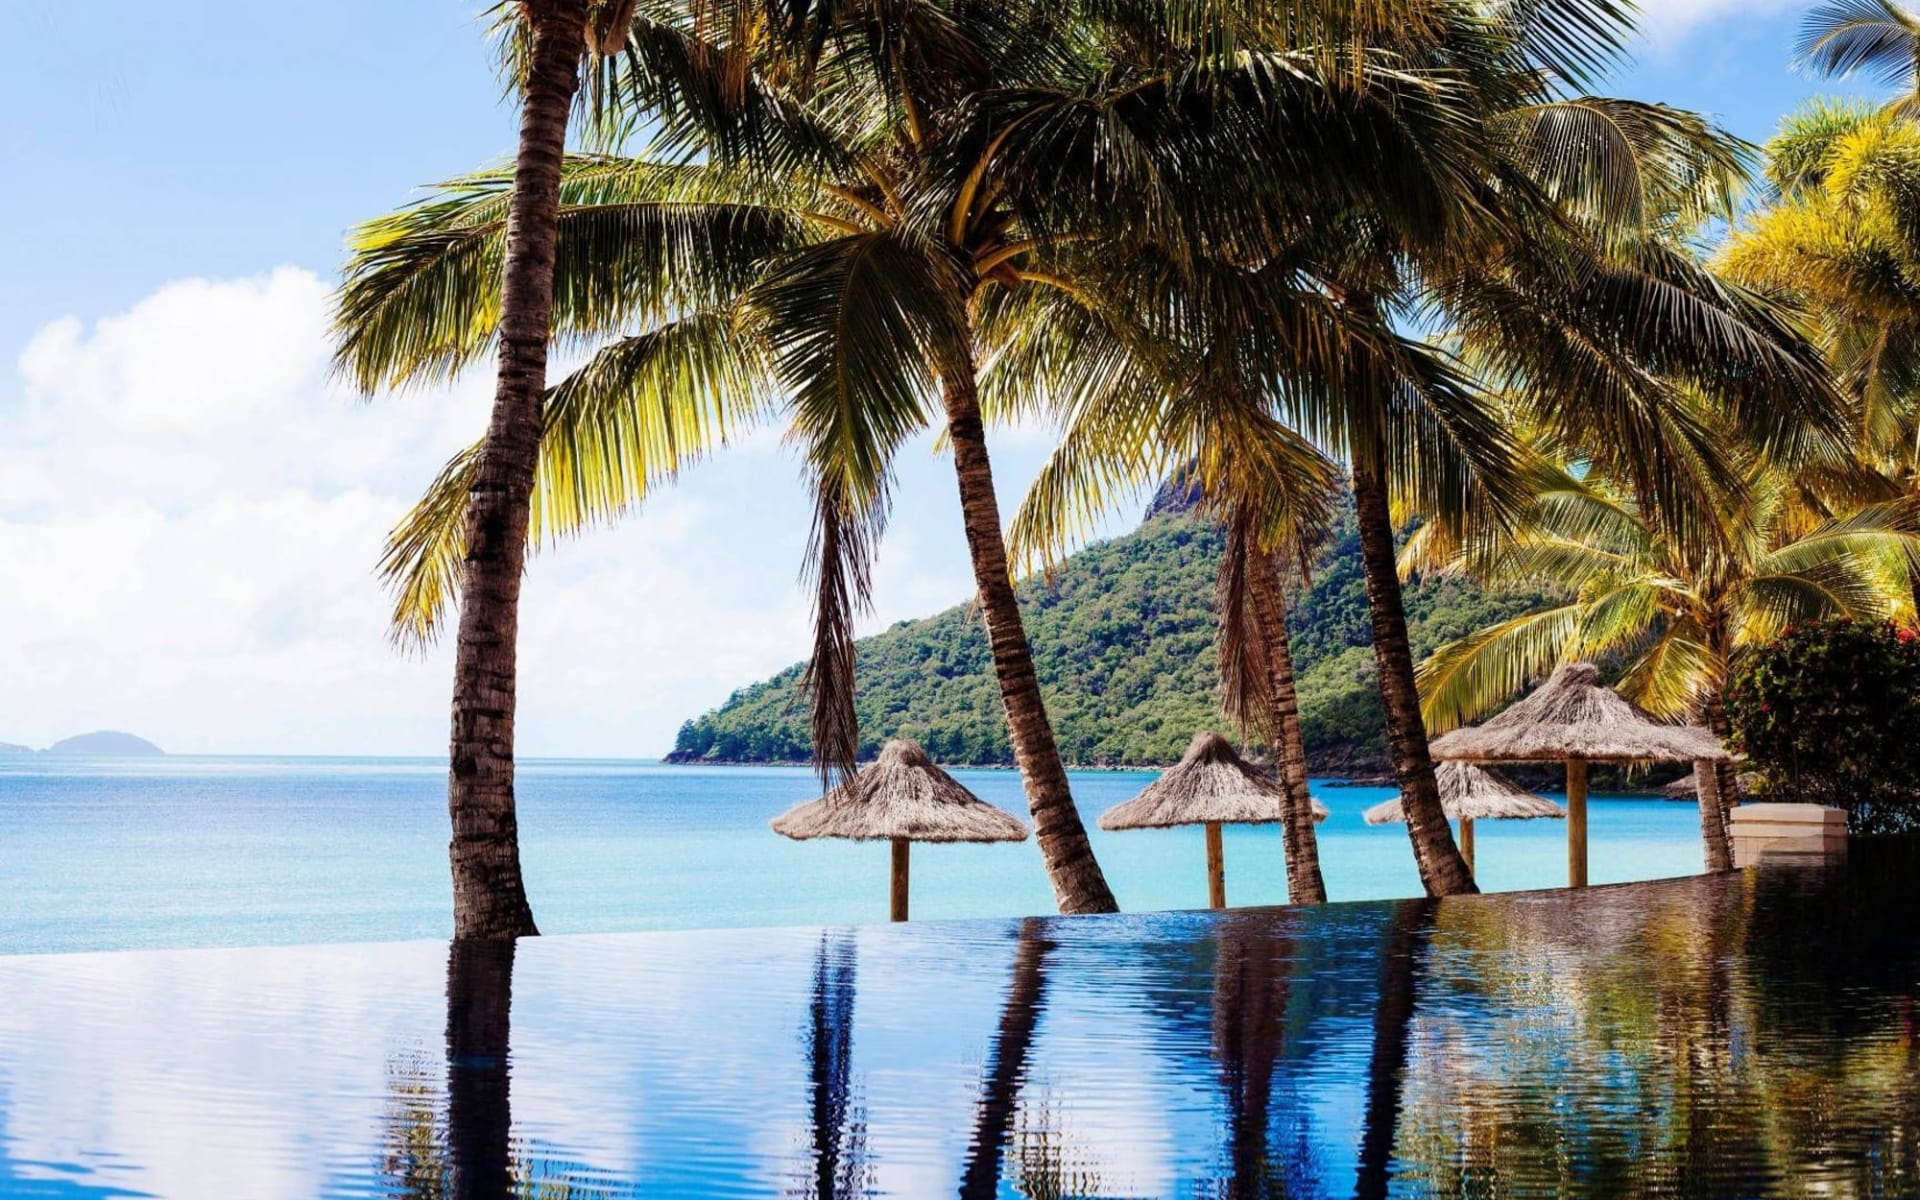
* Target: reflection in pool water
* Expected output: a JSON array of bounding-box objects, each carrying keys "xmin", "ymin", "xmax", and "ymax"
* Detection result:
[{"xmin": 0, "ymin": 844, "xmax": 1915, "ymax": 1198}]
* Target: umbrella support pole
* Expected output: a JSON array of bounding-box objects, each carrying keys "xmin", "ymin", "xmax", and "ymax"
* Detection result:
[
  {"xmin": 1459, "ymin": 817, "xmax": 1475, "ymax": 878},
  {"xmin": 1566, "ymin": 759, "xmax": 1588, "ymax": 888},
  {"xmin": 890, "ymin": 838, "xmax": 910, "ymax": 922},
  {"xmin": 1205, "ymin": 822, "xmax": 1226, "ymax": 909}
]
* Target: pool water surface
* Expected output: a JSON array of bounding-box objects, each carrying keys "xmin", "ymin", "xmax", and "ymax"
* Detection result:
[{"xmin": 0, "ymin": 844, "xmax": 1914, "ymax": 1198}]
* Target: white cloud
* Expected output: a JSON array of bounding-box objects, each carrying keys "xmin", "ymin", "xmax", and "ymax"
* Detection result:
[
  {"xmin": 1626, "ymin": 0, "xmax": 1800, "ymax": 50},
  {"xmin": 0, "ymin": 268, "xmax": 832, "ymax": 756},
  {"xmin": 0, "ymin": 267, "xmax": 1140, "ymax": 757},
  {"xmin": 0, "ymin": 266, "xmax": 1113, "ymax": 758}
]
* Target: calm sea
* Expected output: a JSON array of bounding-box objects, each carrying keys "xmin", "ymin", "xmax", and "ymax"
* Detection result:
[{"xmin": 0, "ymin": 756, "xmax": 1708, "ymax": 955}]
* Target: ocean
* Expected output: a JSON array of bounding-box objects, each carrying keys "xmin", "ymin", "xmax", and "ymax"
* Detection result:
[{"xmin": 0, "ymin": 755, "xmax": 1710, "ymax": 955}]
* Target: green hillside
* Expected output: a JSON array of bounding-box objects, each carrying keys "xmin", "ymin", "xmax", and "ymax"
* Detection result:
[{"xmin": 669, "ymin": 497, "xmax": 1549, "ymax": 771}]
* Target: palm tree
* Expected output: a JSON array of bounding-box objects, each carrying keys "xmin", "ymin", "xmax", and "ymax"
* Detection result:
[
  {"xmin": 1719, "ymin": 101, "xmax": 1920, "ymax": 621},
  {"xmin": 1798, "ymin": 0, "xmax": 1920, "ymax": 118},
  {"xmin": 1411, "ymin": 455, "xmax": 1920, "ymax": 869},
  {"xmin": 994, "ymin": 273, "xmax": 1345, "ymax": 903},
  {"xmin": 332, "ymin": 0, "xmax": 647, "ymax": 940},
  {"xmin": 1310, "ymin": 51, "xmax": 1849, "ymax": 894},
  {"xmin": 336, "ymin": 0, "xmax": 1545, "ymax": 914}
]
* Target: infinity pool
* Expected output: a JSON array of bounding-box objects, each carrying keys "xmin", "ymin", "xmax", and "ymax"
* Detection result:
[{"xmin": 0, "ymin": 846, "xmax": 1914, "ymax": 1198}]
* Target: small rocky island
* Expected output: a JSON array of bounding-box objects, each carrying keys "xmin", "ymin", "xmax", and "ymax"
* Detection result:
[{"xmin": 0, "ymin": 731, "xmax": 166, "ymax": 756}]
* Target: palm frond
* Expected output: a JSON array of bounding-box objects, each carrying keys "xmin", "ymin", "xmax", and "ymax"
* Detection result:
[
  {"xmin": 1797, "ymin": 0, "xmax": 1920, "ymax": 95},
  {"xmin": 333, "ymin": 156, "xmax": 823, "ymax": 392},
  {"xmin": 1416, "ymin": 604, "xmax": 1585, "ymax": 732},
  {"xmin": 377, "ymin": 308, "xmax": 774, "ymax": 646}
]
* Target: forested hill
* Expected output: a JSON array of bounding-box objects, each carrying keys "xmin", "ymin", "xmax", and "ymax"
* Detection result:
[{"xmin": 668, "ymin": 494, "xmax": 1548, "ymax": 772}]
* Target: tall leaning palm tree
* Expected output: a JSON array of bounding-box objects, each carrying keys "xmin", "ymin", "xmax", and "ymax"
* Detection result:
[
  {"xmin": 993, "ymin": 259, "xmax": 1373, "ymax": 904},
  {"xmin": 1304, "ymin": 27, "xmax": 1849, "ymax": 895},
  {"xmin": 332, "ymin": 0, "xmax": 619, "ymax": 940}
]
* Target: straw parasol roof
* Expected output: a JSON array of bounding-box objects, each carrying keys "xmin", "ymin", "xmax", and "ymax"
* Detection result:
[
  {"xmin": 771, "ymin": 739, "xmax": 1029, "ymax": 843},
  {"xmin": 1363, "ymin": 762, "xmax": 1565, "ymax": 825},
  {"xmin": 1099, "ymin": 731, "xmax": 1329, "ymax": 830},
  {"xmin": 1660, "ymin": 769, "xmax": 1760, "ymax": 800},
  {"xmin": 1428, "ymin": 662, "xmax": 1729, "ymax": 765}
]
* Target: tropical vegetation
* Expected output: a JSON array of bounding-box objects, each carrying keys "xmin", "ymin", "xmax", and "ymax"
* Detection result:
[
  {"xmin": 1727, "ymin": 618, "xmax": 1920, "ymax": 833},
  {"xmin": 672, "ymin": 492, "xmax": 1549, "ymax": 773},
  {"xmin": 336, "ymin": 0, "xmax": 1920, "ymax": 923},
  {"xmin": 1409, "ymin": 450, "xmax": 1920, "ymax": 866}
]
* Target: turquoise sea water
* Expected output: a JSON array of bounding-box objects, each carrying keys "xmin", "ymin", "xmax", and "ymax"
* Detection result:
[{"xmin": 0, "ymin": 756, "xmax": 1710, "ymax": 955}]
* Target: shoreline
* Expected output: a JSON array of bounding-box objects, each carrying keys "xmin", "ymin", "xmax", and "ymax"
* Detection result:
[{"xmin": 665, "ymin": 755, "xmax": 1677, "ymax": 797}]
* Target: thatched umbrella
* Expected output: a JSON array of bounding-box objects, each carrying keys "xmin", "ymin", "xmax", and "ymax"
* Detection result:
[
  {"xmin": 1428, "ymin": 662, "xmax": 1728, "ymax": 887},
  {"xmin": 1098, "ymin": 731, "xmax": 1329, "ymax": 909},
  {"xmin": 1660, "ymin": 771, "xmax": 1700, "ymax": 801},
  {"xmin": 1661, "ymin": 769, "xmax": 1759, "ymax": 801},
  {"xmin": 1363, "ymin": 762, "xmax": 1564, "ymax": 877},
  {"xmin": 771, "ymin": 739, "xmax": 1028, "ymax": 921}
]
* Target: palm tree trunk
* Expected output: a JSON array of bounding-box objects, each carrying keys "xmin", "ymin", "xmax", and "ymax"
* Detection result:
[
  {"xmin": 942, "ymin": 362, "xmax": 1117, "ymax": 914},
  {"xmin": 1698, "ymin": 688, "xmax": 1739, "ymax": 871},
  {"xmin": 1350, "ymin": 462, "xmax": 1476, "ymax": 896},
  {"xmin": 1248, "ymin": 557, "xmax": 1328, "ymax": 904},
  {"xmin": 444, "ymin": 0, "xmax": 585, "ymax": 940},
  {"xmin": 1693, "ymin": 627, "xmax": 1737, "ymax": 872}
]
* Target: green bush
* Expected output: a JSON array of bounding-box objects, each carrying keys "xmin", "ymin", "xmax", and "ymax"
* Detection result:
[{"xmin": 1726, "ymin": 619, "xmax": 1920, "ymax": 833}]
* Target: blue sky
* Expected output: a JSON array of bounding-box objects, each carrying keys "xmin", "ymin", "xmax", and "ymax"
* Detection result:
[{"xmin": 0, "ymin": 1, "xmax": 1886, "ymax": 756}]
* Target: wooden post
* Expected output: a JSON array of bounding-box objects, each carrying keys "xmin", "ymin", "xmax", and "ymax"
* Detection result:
[
  {"xmin": 1566, "ymin": 758, "xmax": 1589, "ymax": 888},
  {"xmin": 1205, "ymin": 821, "xmax": 1226, "ymax": 910},
  {"xmin": 1459, "ymin": 817, "xmax": 1475, "ymax": 878},
  {"xmin": 890, "ymin": 837, "xmax": 910, "ymax": 922}
]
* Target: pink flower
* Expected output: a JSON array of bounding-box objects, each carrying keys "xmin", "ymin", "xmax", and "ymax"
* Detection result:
[{"xmin": 1899, "ymin": 628, "xmax": 1917, "ymax": 644}]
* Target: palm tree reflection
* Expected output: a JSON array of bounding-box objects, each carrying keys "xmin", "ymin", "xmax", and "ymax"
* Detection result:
[
  {"xmin": 1355, "ymin": 900, "xmax": 1438, "ymax": 1200},
  {"xmin": 446, "ymin": 938, "xmax": 517, "ymax": 1200},
  {"xmin": 1209, "ymin": 914, "xmax": 1306, "ymax": 1200},
  {"xmin": 380, "ymin": 939, "xmax": 618, "ymax": 1200},
  {"xmin": 797, "ymin": 931, "xmax": 871, "ymax": 1200},
  {"xmin": 961, "ymin": 917, "xmax": 1056, "ymax": 1200}
]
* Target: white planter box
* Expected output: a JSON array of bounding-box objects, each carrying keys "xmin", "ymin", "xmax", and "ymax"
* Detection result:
[{"xmin": 1730, "ymin": 803, "xmax": 1848, "ymax": 868}]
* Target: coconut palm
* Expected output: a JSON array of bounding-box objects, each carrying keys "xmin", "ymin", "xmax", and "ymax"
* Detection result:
[
  {"xmin": 331, "ymin": 0, "xmax": 654, "ymax": 940},
  {"xmin": 1719, "ymin": 101, "xmax": 1920, "ymax": 620},
  {"xmin": 1411, "ymin": 453, "xmax": 1920, "ymax": 868},
  {"xmin": 995, "ymin": 275, "xmax": 1346, "ymax": 904},
  {"xmin": 338, "ymin": 0, "xmax": 1528, "ymax": 914},
  {"xmin": 1326, "ymin": 43, "xmax": 1857, "ymax": 892},
  {"xmin": 1007, "ymin": 35, "xmax": 1846, "ymax": 897}
]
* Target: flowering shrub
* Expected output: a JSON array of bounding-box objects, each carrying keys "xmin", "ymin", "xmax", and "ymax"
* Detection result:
[{"xmin": 1726, "ymin": 619, "xmax": 1920, "ymax": 833}]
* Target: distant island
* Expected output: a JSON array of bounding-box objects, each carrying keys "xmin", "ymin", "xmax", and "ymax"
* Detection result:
[
  {"xmin": 0, "ymin": 731, "xmax": 166, "ymax": 756},
  {"xmin": 669, "ymin": 486, "xmax": 1548, "ymax": 773}
]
